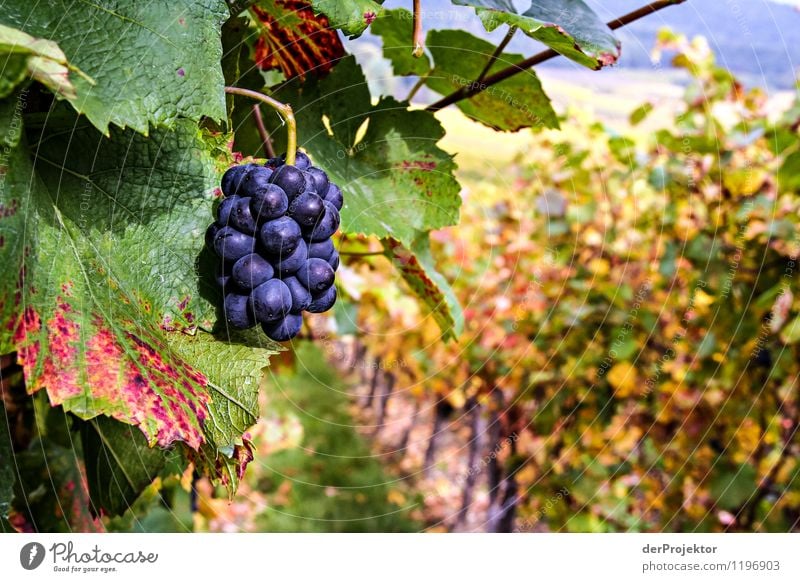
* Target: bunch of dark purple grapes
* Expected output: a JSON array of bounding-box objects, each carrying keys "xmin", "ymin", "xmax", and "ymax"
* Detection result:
[{"xmin": 205, "ymin": 151, "xmax": 342, "ymax": 342}]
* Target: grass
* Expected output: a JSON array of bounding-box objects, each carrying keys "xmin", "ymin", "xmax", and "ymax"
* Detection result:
[{"xmin": 254, "ymin": 342, "xmax": 421, "ymax": 532}]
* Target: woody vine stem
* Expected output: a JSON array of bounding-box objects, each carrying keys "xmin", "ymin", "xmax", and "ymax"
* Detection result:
[{"xmin": 225, "ymin": 86, "xmax": 297, "ymax": 166}]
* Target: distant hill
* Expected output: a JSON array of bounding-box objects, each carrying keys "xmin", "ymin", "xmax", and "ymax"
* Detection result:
[
  {"xmin": 583, "ymin": 0, "xmax": 800, "ymax": 89},
  {"xmin": 372, "ymin": 0, "xmax": 800, "ymax": 89}
]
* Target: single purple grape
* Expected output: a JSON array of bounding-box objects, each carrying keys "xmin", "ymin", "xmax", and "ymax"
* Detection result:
[
  {"xmin": 221, "ymin": 164, "xmax": 256, "ymax": 197},
  {"xmin": 306, "ymin": 166, "xmax": 329, "ymax": 195},
  {"xmin": 269, "ymin": 165, "xmax": 306, "ymax": 199},
  {"xmin": 224, "ymin": 293, "xmax": 255, "ymax": 329},
  {"xmin": 306, "ymin": 286, "xmax": 337, "ymax": 314},
  {"xmin": 304, "ymin": 201, "xmax": 340, "ymax": 242},
  {"xmin": 250, "ymin": 279, "xmax": 293, "ymax": 323},
  {"xmin": 259, "ymin": 216, "xmax": 302, "ymax": 256},
  {"xmin": 240, "ymin": 166, "xmax": 274, "ymax": 197},
  {"xmin": 273, "ymin": 239, "xmax": 308, "ymax": 276},
  {"xmin": 229, "ymin": 196, "xmax": 258, "ymax": 235},
  {"xmin": 323, "ymin": 183, "xmax": 343, "ymax": 211},
  {"xmin": 262, "ymin": 313, "xmax": 303, "ymax": 342},
  {"xmin": 308, "ymin": 238, "xmax": 335, "ymax": 261},
  {"xmin": 288, "ymin": 191, "xmax": 324, "ymax": 228},
  {"xmin": 283, "ymin": 276, "xmax": 312, "ymax": 314},
  {"xmin": 328, "ymin": 249, "xmax": 340, "ymax": 271},
  {"xmin": 296, "ymin": 258, "xmax": 335, "ymax": 294},
  {"xmin": 250, "ymin": 184, "xmax": 289, "ymax": 223},
  {"xmin": 232, "ymin": 253, "xmax": 274, "ymax": 291},
  {"xmin": 217, "ymin": 195, "xmax": 240, "ymax": 226},
  {"xmin": 213, "ymin": 226, "xmax": 255, "ymax": 262}
]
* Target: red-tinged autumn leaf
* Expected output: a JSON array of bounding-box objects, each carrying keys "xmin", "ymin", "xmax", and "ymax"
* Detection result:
[
  {"xmin": 14, "ymin": 298, "xmax": 209, "ymax": 451},
  {"xmin": 13, "ymin": 438, "xmax": 105, "ymax": 532},
  {"xmin": 229, "ymin": 438, "xmax": 256, "ymax": 484},
  {"xmin": 59, "ymin": 474, "xmax": 105, "ymax": 533},
  {"xmin": 190, "ymin": 437, "xmax": 255, "ymax": 494},
  {"xmin": 252, "ymin": 1, "xmax": 345, "ymax": 79}
]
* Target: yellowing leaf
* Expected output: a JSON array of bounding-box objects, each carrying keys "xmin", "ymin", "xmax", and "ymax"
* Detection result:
[
  {"xmin": 387, "ymin": 489, "xmax": 406, "ymax": 506},
  {"xmin": 723, "ymin": 168, "xmax": 766, "ymax": 197},
  {"xmin": 733, "ymin": 420, "xmax": 761, "ymax": 464},
  {"xmin": 0, "ymin": 23, "xmax": 88, "ymax": 99},
  {"xmin": 693, "ymin": 289, "xmax": 715, "ymax": 313},
  {"xmin": 607, "ymin": 362, "xmax": 640, "ymax": 398},
  {"xmin": 447, "ymin": 388, "xmax": 467, "ymax": 410},
  {"xmin": 589, "ymin": 258, "xmax": 610, "ymax": 276}
]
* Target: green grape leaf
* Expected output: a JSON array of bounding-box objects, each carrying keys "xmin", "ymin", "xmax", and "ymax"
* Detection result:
[
  {"xmin": 269, "ymin": 56, "xmax": 462, "ymax": 247},
  {"xmin": 0, "ymin": 23, "xmax": 85, "ymax": 99},
  {"xmin": 451, "ymin": 0, "xmax": 620, "ymax": 70},
  {"xmin": 778, "ymin": 151, "xmax": 800, "ymax": 192},
  {"xmin": 0, "ymin": 94, "xmax": 30, "ymax": 354},
  {"xmin": 372, "ymin": 9, "xmax": 431, "ymax": 77},
  {"xmin": 384, "ymin": 235, "xmax": 464, "ymax": 341},
  {"xmin": 0, "ymin": 0, "xmax": 228, "ymax": 134},
  {"xmin": 80, "ymin": 416, "xmax": 172, "ymax": 518},
  {"xmin": 0, "ymin": 107, "xmax": 231, "ymax": 452},
  {"xmin": 309, "ymin": 0, "xmax": 383, "ymax": 38},
  {"xmin": 171, "ymin": 330, "xmax": 278, "ymax": 492},
  {"xmin": 425, "ymin": 29, "xmax": 558, "ymax": 132},
  {"xmin": 709, "ymin": 464, "xmax": 758, "ymax": 511}
]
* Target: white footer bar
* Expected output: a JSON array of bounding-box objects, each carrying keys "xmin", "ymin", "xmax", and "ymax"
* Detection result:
[{"xmin": 2, "ymin": 533, "xmax": 798, "ymax": 581}]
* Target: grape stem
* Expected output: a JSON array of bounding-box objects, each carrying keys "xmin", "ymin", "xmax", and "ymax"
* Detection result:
[
  {"xmin": 225, "ymin": 86, "xmax": 297, "ymax": 166},
  {"xmin": 475, "ymin": 26, "xmax": 517, "ymax": 85},
  {"xmin": 339, "ymin": 251, "xmax": 384, "ymax": 257},
  {"xmin": 426, "ymin": 0, "xmax": 687, "ymax": 112},
  {"xmin": 405, "ymin": 72, "xmax": 429, "ymax": 102},
  {"xmin": 412, "ymin": 0, "xmax": 425, "ymax": 58}
]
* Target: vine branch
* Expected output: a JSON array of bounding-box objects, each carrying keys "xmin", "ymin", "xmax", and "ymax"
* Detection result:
[
  {"xmin": 225, "ymin": 86, "xmax": 296, "ymax": 166},
  {"xmin": 406, "ymin": 73, "xmax": 430, "ymax": 102},
  {"xmin": 426, "ymin": 0, "xmax": 687, "ymax": 112},
  {"xmin": 339, "ymin": 251, "xmax": 385, "ymax": 257},
  {"xmin": 252, "ymin": 104, "xmax": 276, "ymax": 158},
  {"xmin": 475, "ymin": 25, "xmax": 517, "ymax": 84},
  {"xmin": 412, "ymin": 0, "xmax": 425, "ymax": 58}
]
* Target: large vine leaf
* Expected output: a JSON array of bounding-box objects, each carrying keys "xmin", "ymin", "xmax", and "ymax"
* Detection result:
[
  {"xmin": 0, "ymin": 107, "xmax": 226, "ymax": 451},
  {"xmin": 0, "ymin": 94, "xmax": 29, "ymax": 354},
  {"xmin": 309, "ymin": 0, "xmax": 383, "ymax": 38},
  {"xmin": 79, "ymin": 416, "xmax": 173, "ymax": 518},
  {"xmin": 269, "ymin": 56, "xmax": 462, "ymax": 247},
  {"xmin": 451, "ymin": 0, "xmax": 620, "ymax": 70},
  {"xmin": 425, "ymin": 29, "xmax": 558, "ymax": 132},
  {"xmin": 0, "ymin": 0, "xmax": 228, "ymax": 134},
  {"xmin": 384, "ymin": 235, "xmax": 464, "ymax": 340},
  {"xmin": 171, "ymin": 331, "xmax": 277, "ymax": 492},
  {"xmin": 372, "ymin": 9, "xmax": 431, "ymax": 77},
  {"xmin": 7, "ymin": 118, "xmax": 209, "ymax": 448},
  {"xmin": 0, "ymin": 23, "xmax": 83, "ymax": 100}
]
